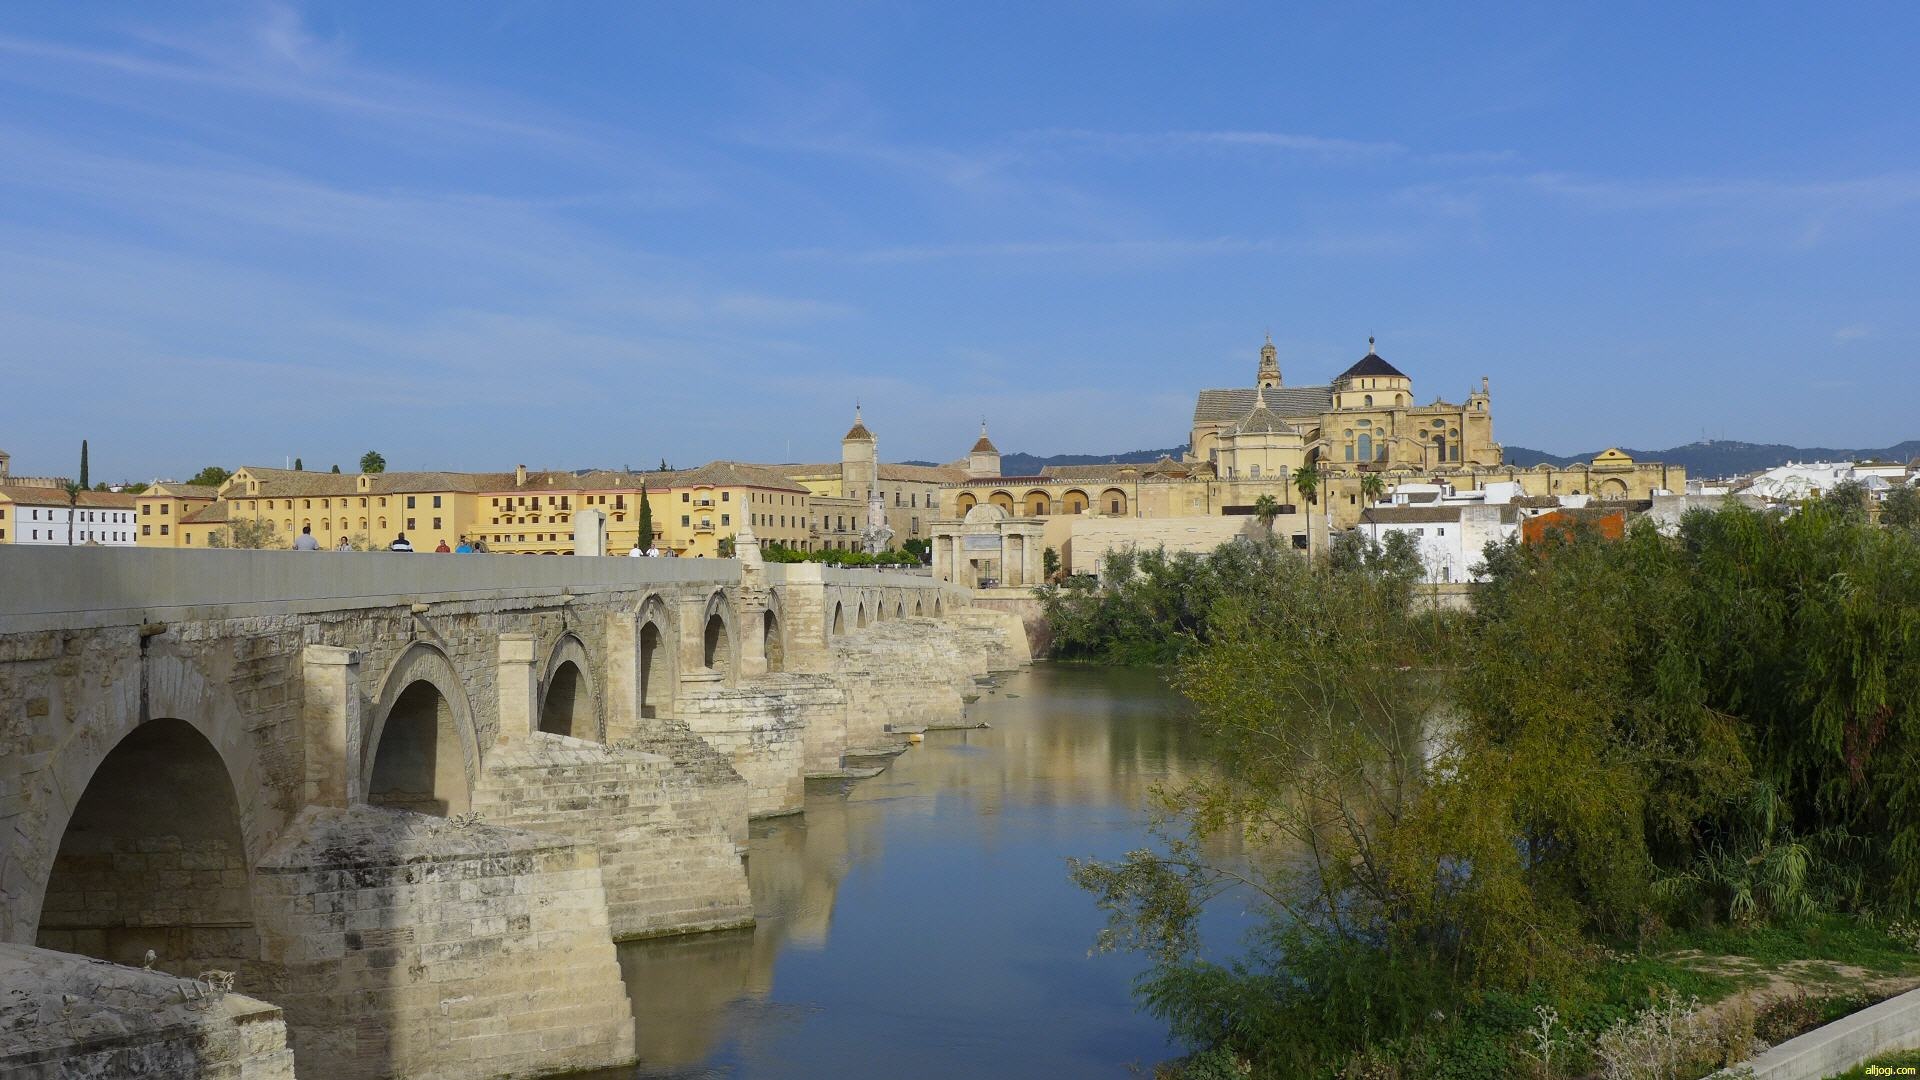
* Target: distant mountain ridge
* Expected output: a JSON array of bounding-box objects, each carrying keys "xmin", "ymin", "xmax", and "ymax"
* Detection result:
[
  {"xmin": 1503, "ymin": 439, "xmax": 1920, "ymax": 476},
  {"xmin": 903, "ymin": 439, "xmax": 1920, "ymax": 480}
]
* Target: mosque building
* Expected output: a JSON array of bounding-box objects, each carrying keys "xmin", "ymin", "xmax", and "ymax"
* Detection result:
[{"xmin": 932, "ymin": 334, "xmax": 1684, "ymax": 581}]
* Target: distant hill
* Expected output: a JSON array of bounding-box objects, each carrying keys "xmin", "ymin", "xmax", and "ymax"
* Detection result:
[
  {"xmin": 900, "ymin": 446, "xmax": 1188, "ymax": 476},
  {"xmin": 1504, "ymin": 439, "xmax": 1920, "ymax": 477}
]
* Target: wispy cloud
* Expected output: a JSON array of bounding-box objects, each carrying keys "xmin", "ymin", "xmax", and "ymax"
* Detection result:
[
  {"xmin": 1833, "ymin": 324, "xmax": 1873, "ymax": 343},
  {"xmin": 1023, "ymin": 127, "xmax": 1408, "ymax": 161}
]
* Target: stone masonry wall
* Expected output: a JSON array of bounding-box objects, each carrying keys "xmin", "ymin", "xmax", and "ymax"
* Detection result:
[
  {"xmin": 248, "ymin": 806, "xmax": 635, "ymax": 1080},
  {"xmin": 671, "ymin": 677, "xmax": 808, "ymax": 818},
  {"xmin": 472, "ymin": 733, "xmax": 753, "ymax": 940},
  {"xmin": 0, "ymin": 942, "xmax": 297, "ymax": 1080}
]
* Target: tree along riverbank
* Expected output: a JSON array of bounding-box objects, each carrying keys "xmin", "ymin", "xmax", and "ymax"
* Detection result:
[{"xmin": 1052, "ymin": 498, "xmax": 1920, "ymax": 1079}]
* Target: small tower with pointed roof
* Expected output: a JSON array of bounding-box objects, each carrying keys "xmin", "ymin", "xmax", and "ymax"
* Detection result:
[
  {"xmin": 1257, "ymin": 333, "xmax": 1281, "ymax": 390},
  {"xmin": 966, "ymin": 420, "xmax": 1001, "ymax": 479},
  {"xmin": 840, "ymin": 404, "xmax": 878, "ymax": 498}
]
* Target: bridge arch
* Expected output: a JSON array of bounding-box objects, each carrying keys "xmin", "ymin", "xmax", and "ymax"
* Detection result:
[
  {"xmin": 830, "ymin": 600, "xmax": 845, "ymax": 637},
  {"xmin": 701, "ymin": 591, "xmax": 736, "ymax": 679},
  {"xmin": 36, "ymin": 717, "xmax": 258, "ymax": 973},
  {"xmin": 856, "ymin": 601, "xmax": 869, "ymax": 629},
  {"xmin": 15, "ymin": 650, "xmax": 275, "ymax": 950},
  {"xmin": 540, "ymin": 633, "xmax": 597, "ymax": 740},
  {"xmin": 762, "ymin": 592, "xmax": 786, "ymax": 673},
  {"xmin": 364, "ymin": 641, "xmax": 479, "ymax": 818},
  {"xmin": 637, "ymin": 593, "xmax": 674, "ymax": 719}
]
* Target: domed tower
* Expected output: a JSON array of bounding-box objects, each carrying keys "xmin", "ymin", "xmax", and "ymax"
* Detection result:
[
  {"xmin": 967, "ymin": 420, "xmax": 1001, "ymax": 479},
  {"xmin": 840, "ymin": 404, "xmax": 877, "ymax": 498},
  {"xmin": 1332, "ymin": 336, "xmax": 1412, "ymax": 411},
  {"xmin": 1257, "ymin": 333, "xmax": 1281, "ymax": 390}
]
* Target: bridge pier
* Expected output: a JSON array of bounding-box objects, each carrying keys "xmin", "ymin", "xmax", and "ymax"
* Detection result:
[
  {"xmin": 495, "ymin": 632, "xmax": 540, "ymax": 741},
  {"xmin": 302, "ymin": 645, "xmax": 363, "ymax": 809}
]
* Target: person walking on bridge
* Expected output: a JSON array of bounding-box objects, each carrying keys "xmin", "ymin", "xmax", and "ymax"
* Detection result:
[
  {"xmin": 389, "ymin": 533, "xmax": 413, "ymax": 552},
  {"xmin": 293, "ymin": 525, "xmax": 320, "ymax": 551},
  {"xmin": 434, "ymin": 538, "xmax": 451, "ymax": 553}
]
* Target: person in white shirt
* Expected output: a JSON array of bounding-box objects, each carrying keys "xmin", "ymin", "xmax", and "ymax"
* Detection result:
[
  {"xmin": 293, "ymin": 526, "xmax": 320, "ymax": 551},
  {"xmin": 628, "ymin": 543, "xmax": 644, "ymax": 557}
]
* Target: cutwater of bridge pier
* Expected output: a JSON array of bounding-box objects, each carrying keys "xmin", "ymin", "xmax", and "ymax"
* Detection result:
[{"xmin": 0, "ymin": 544, "xmax": 1027, "ymax": 1079}]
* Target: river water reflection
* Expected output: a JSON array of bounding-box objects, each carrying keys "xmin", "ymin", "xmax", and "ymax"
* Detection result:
[{"xmin": 573, "ymin": 663, "xmax": 1236, "ymax": 1079}]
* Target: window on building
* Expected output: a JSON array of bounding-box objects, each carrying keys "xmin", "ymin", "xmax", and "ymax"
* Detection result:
[
  {"xmin": 406, "ymin": 496, "xmax": 416, "ymax": 509},
  {"xmin": 433, "ymin": 517, "xmax": 442, "ymax": 530},
  {"xmin": 160, "ymin": 524, "xmax": 168, "ymax": 535},
  {"xmin": 407, "ymin": 518, "xmax": 416, "ymax": 530},
  {"xmin": 721, "ymin": 491, "xmax": 729, "ymax": 502},
  {"xmin": 681, "ymin": 492, "xmax": 689, "ymax": 502},
  {"xmin": 681, "ymin": 515, "xmax": 690, "ymax": 526},
  {"xmin": 721, "ymin": 514, "xmax": 730, "ymax": 526}
]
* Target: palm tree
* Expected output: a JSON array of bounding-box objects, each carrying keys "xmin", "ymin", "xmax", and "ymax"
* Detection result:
[
  {"xmin": 1294, "ymin": 462, "xmax": 1320, "ymax": 507},
  {"xmin": 1252, "ymin": 493, "xmax": 1282, "ymax": 538},
  {"xmin": 1358, "ymin": 472, "xmax": 1388, "ymax": 538}
]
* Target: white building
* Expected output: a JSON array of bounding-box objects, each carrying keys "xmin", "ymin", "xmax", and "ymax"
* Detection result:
[
  {"xmin": 1356, "ymin": 482, "xmax": 1530, "ymax": 583},
  {"xmin": 0, "ymin": 485, "xmax": 139, "ymax": 546},
  {"xmin": 1740, "ymin": 461, "xmax": 1892, "ymax": 502}
]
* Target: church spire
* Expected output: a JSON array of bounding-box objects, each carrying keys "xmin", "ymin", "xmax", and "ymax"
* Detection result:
[{"xmin": 1257, "ymin": 333, "xmax": 1281, "ymax": 389}]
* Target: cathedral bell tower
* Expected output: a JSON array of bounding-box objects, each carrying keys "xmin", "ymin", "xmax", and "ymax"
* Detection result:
[{"xmin": 1257, "ymin": 333, "xmax": 1281, "ymax": 390}]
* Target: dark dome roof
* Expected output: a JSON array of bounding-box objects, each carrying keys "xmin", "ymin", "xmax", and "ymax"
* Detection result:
[
  {"xmin": 971, "ymin": 435, "xmax": 998, "ymax": 453},
  {"xmin": 1336, "ymin": 348, "xmax": 1408, "ymax": 381}
]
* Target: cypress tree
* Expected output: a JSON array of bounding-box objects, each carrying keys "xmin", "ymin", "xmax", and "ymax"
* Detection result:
[
  {"xmin": 638, "ymin": 488, "xmax": 654, "ymax": 551},
  {"xmin": 78, "ymin": 440, "xmax": 88, "ymax": 490}
]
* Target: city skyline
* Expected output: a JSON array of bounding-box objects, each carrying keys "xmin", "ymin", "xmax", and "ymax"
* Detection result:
[{"xmin": 2, "ymin": 3, "xmax": 1917, "ymax": 478}]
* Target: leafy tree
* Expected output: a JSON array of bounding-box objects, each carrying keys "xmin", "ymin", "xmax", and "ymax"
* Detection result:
[
  {"xmin": 1821, "ymin": 478, "xmax": 1871, "ymax": 521},
  {"xmin": 1879, "ymin": 484, "xmax": 1918, "ymax": 531},
  {"xmin": 717, "ymin": 535, "xmax": 736, "ymax": 558},
  {"xmin": 1069, "ymin": 504, "xmax": 1920, "ymax": 1075},
  {"xmin": 1042, "ymin": 546, "xmax": 1061, "ymax": 579},
  {"xmin": 359, "ymin": 451, "xmax": 386, "ymax": 474},
  {"xmin": 292, "ymin": 457, "xmax": 303, "ymax": 471},
  {"xmin": 208, "ymin": 518, "xmax": 279, "ymax": 549},
  {"xmin": 637, "ymin": 492, "xmax": 655, "ymax": 551},
  {"xmin": 903, "ymin": 537, "xmax": 930, "ymax": 562},
  {"xmin": 658, "ymin": 458, "xmax": 672, "ymax": 472},
  {"xmin": 122, "ymin": 482, "xmax": 148, "ymax": 495},
  {"xmin": 188, "ymin": 465, "xmax": 232, "ymax": 489},
  {"xmin": 330, "ymin": 464, "xmax": 341, "ymax": 473},
  {"xmin": 92, "ymin": 482, "xmax": 110, "ymax": 492}
]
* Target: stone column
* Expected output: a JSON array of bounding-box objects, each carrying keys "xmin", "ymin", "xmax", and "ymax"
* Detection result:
[
  {"xmin": 572, "ymin": 507, "xmax": 608, "ymax": 556},
  {"xmin": 734, "ymin": 591, "xmax": 769, "ymax": 679},
  {"xmin": 497, "ymin": 632, "xmax": 539, "ymax": 741},
  {"xmin": 302, "ymin": 645, "xmax": 362, "ymax": 808},
  {"xmin": 603, "ymin": 611, "xmax": 639, "ymax": 744},
  {"xmin": 677, "ymin": 595, "xmax": 710, "ymax": 674},
  {"xmin": 774, "ymin": 563, "xmax": 831, "ymax": 672}
]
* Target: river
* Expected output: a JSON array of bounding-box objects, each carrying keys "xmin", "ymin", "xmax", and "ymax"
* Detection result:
[{"xmin": 570, "ymin": 663, "xmax": 1236, "ymax": 1080}]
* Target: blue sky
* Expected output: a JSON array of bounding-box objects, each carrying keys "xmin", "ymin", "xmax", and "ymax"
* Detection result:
[{"xmin": 2, "ymin": 3, "xmax": 1916, "ymax": 481}]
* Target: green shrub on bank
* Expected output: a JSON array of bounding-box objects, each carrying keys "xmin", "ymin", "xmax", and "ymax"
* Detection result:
[{"xmin": 1069, "ymin": 501, "xmax": 1920, "ymax": 1078}]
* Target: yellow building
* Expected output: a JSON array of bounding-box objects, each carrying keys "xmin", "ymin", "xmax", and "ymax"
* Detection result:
[
  {"xmin": 134, "ymin": 483, "xmax": 219, "ymax": 547},
  {"xmin": 472, "ymin": 462, "xmax": 817, "ymax": 558}
]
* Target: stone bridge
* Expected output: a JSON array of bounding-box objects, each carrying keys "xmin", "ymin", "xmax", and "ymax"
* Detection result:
[{"xmin": 0, "ymin": 545, "xmax": 1027, "ymax": 1079}]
